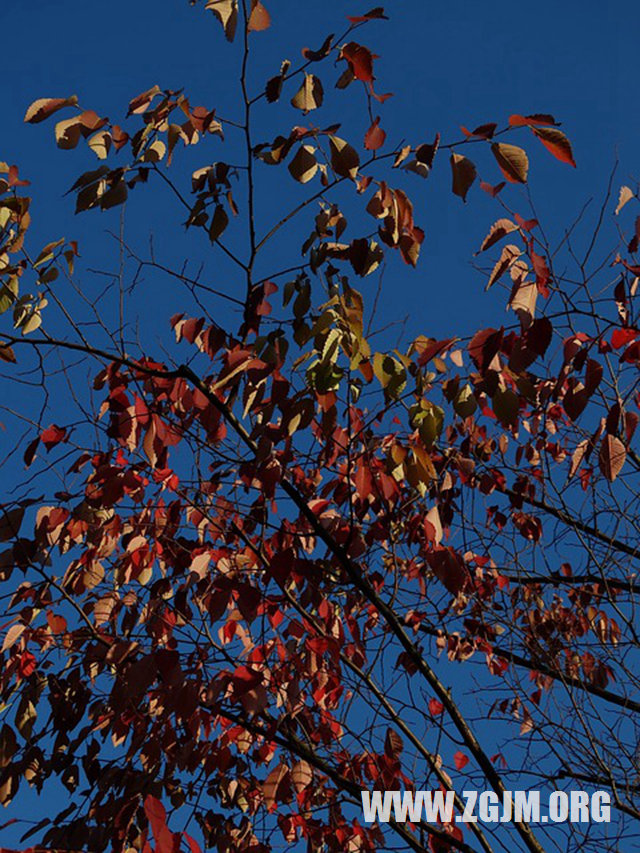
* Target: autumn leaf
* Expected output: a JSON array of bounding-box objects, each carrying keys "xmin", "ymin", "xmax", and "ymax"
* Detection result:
[
  {"xmin": 450, "ymin": 153, "xmax": 476, "ymax": 202},
  {"xmin": 508, "ymin": 113, "xmax": 558, "ymax": 127},
  {"xmin": 384, "ymin": 728, "xmax": 404, "ymax": 757},
  {"xmin": 491, "ymin": 142, "xmax": 529, "ymax": 183},
  {"xmin": 347, "ymin": 8, "xmax": 388, "ymax": 23},
  {"xmin": 428, "ymin": 698, "xmax": 444, "ymax": 716},
  {"xmin": 0, "ymin": 507, "xmax": 25, "ymax": 543},
  {"xmin": 24, "ymin": 95, "xmax": 78, "ymax": 124},
  {"xmin": 329, "ymin": 136, "xmax": 360, "ymax": 180},
  {"xmin": 477, "ymin": 218, "xmax": 519, "ymax": 253},
  {"xmin": 341, "ymin": 42, "xmax": 375, "ymax": 84},
  {"xmin": 290, "ymin": 74, "xmax": 324, "ymax": 113},
  {"xmin": 615, "ymin": 185, "xmax": 634, "ymax": 216},
  {"xmin": 486, "ymin": 244, "xmax": 520, "ymax": 290},
  {"xmin": 41, "ymin": 424, "xmax": 67, "ymax": 450},
  {"xmin": 454, "ymin": 751, "xmax": 469, "ymax": 770},
  {"xmin": 599, "ymin": 435, "xmax": 626, "ymax": 482},
  {"xmin": 205, "ymin": 0, "xmax": 239, "ymax": 41},
  {"xmin": 248, "ymin": 0, "xmax": 270, "ymax": 31},
  {"xmin": 531, "ymin": 126, "xmax": 576, "ymax": 167},
  {"xmin": 288, "ymin": 145, "xmax": 318, "ymax": 183},
  {"xmin": 0, "ymin": 343, "xmax": 16, "ymax": 364},
  {"xmin": 364, "ymin": 116, "xmax": 386, "ymax": 151}
]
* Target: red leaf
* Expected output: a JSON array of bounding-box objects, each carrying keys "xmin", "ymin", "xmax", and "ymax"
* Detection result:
[
  {"xmin": 18, "ymin": 651, "xmax": 36, "ymax": 678},
  {"xmin": 454, "ymin": 751, "xmax": 469, "ymax": 770},
  {"xmin": 341, "ymin": 42, "xmax": 375, "ymax": 84},
  {"xmin": 611, "ymin": 328, "xmax": 636, "ymax": 349},
  {"xmin": 508, "ymin": 113, "xmax": 558, "ymax": 127},
  {"xmin": 468, "ymin": 328, "xmax": 503, "ymax": 371},
  {"xmin": 7, "ymin": 166, "xmax": 30, "ymax": 188},
  {"xmin": 144, "ymin": 794, "xmax": 167, "ymax": 839},
  {"xmin": 364, "ymin": 116, "xmax": 386, "ymax": 151},
  {"xmin": 428, "ymin": 698, "xmax": 444, "ymax": 716},
  {"xmin": 41, "ymin": 424, "xmax": 67, "ymax": 450}
]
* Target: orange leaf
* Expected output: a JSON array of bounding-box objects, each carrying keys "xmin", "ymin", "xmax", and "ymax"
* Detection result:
[
  {"xmin": 248, "ymin": 0, "xmax": 270, "ymax": 31},
  {"xmin": 531, "ymin": 126, "xmax": 576, "ymax": 168}
]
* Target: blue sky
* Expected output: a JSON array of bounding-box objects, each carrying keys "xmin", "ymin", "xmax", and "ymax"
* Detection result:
[
  {"xmin": 1, "ymin": 1, "xmax": 638, "ymax": 849},
  {"xmin": 2, "ymin": 0, "xmax": 637, "ymax": 346}
]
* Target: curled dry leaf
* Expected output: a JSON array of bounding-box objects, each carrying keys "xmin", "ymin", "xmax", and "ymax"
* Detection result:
[
  {"xmin": 615, "ymin": 186, "xmax": 634, "ymax": 216},
  {"xmin": 491, "ymin": 142, "xmax": 529, "ymax": 184},
  {"xmin": 531, "ymin": 126, "xmax": 576, "ymax": 168},
  {"xmin": 450, "ymin": 153, "xmax": 476, "ymax": 202}
]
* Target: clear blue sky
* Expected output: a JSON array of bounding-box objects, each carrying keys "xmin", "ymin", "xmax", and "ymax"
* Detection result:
[
  {"xmin": 1, "ymin": 0, "xmax": 637, "ymax": 343},
  {"xmin": 0, "ymin": 1, "xmax": 638, "ymax": 849}
]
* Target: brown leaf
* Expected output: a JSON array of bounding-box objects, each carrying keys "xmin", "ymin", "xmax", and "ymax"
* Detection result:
[
  {"xmin": 347, "ymin": 7, "xmax": 388, "ymax": 23},
  {"xmin": 291, "ymin": 74, "xmax": 324, "ymax": 113},
  {"xmin": 450, "ymin": 153, "xmax": 476, "ymax": 202},
  {"xmin": 248, "ymin": 0, "xmax": 270, "ymax": 31},
  {"xmin": 486, "ymin": 244, "xmax": 520, "ymax": 290},
  {"xmin": 265, "ymin": 60, "xmax": 291, "ymax": 103},
  {"xmin": 599, "ymin": 435, "xmax": 626, "ymax": 482},
  {"xmin": 329, "ymin": 136, "xmax": 360, "ymax": 180},
  {"xmin": 288, "ymin": 145, "xmax": 318, "ymax": 183},
  {"xmin": 24, "ymin": 95, "xmax": 78, "ymax": 124},
  {"xmin": 301, "ymin": 34, "xmax": 334, "ymax": 62},
  {"xmin": 205, "ymin": 0, "xmax": 239, "ymax": 42},
  {"xmin": 491, "ymin": 143, "xmax": 529, "ymax": 183},
  {"xmin": 384, "ymin": 728, "xmax": 404, "ymax": 757},
  {"xmin": 531, "ymin": 126, "xmax": 576, "ymax": 167},
  {"xmin": 0, "ymin": 506, "xmax": 25, "ymax": 542},
  {"xmin": 569, "ymin": 439, "xmax": 589, "ymax": 481},
  {"xmin": 209, "ymin": 204, "xmax": 230, "ymax": 242},
  {"xmin": 477, "ymin": 218, "xmax": 518, "ymax": 253},
  {"xmin": 127, "ymin": 85, "xmax": 162, "ymax": 116},
  {"xmin": 0, "ymin": 343, "xmax": 16, "ymax": 364},
  {"xmin": 364, "ymin": 116, "xmax": 386, "ymax": 151}
]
